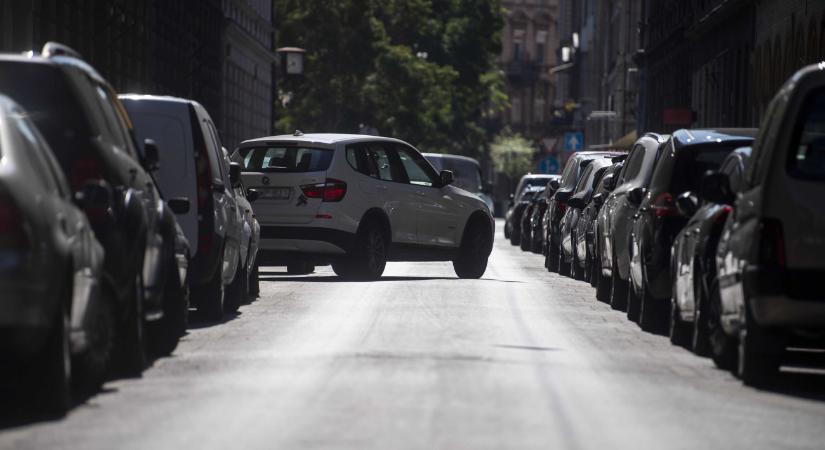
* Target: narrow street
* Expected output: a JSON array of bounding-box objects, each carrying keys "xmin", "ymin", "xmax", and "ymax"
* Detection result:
[{"xmin": 3, "ymin": 220, "xmax": 824, "ymax": 450}]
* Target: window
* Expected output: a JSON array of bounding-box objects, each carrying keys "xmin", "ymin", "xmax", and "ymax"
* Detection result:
[
  {"xmin": 789, "ymin": 88, "xmax": 825, "ymax": 181},
  {"xmin": 396, "ymin": 145, "xmax": 440, "ymax": 187},
  {"xmin": 345, "ymin": 143, "xmax": 400, "ymax": 182},
  {"xmin": 622, "ymin": 145, "xmax": 646, "ymax": 182},
  {"xmin": 240, "ymin": 146, "xmax": 333, "ymax": 173}
]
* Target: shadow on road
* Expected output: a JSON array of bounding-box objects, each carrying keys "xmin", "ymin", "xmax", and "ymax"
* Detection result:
[{"xmin": 186, "ymin": 309, "xmax": 241, "ymax": 330}]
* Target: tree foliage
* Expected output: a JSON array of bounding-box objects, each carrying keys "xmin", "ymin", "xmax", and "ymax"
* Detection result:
[
  {"xmin": 275, "ymin": 0, "xmax": 505, "ymax": 157},
  {"xmin": 490, "ymin": 132, "xmax": 535, "ymax": 180}
]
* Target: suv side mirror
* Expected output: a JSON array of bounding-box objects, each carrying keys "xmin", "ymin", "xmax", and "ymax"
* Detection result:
[
  {"xmin": 439, "ymin": 170, "xmax": 454, "ymax": 186},
  {"xmin": 602, "ymin": 173, "xmax": 616, "ymax": 191},
  {"xmin": 701, "ymin": 172, "xmax": 735, "ymax": 204},
  {"xmin": 75, "ymin": 180, "xmax": 112, "ymax": 209},
  {"xmin": 549, "ymin": 179, "xmax": 560, "ymax": 191},
  {"xmin": 592, "ymin": 192, "xmax": 605, "ymax": 207},
  {"xmin": 142, "ymin": 139, "xmax": 160, "ymax": 172},
  {"xmin": 567, "ymin": 196, "xmax": 585, "ymax": 209},
  {"xmin": 230, "ymin": 162, "xmax": 242, "ymax": 187},
  {"xmin": 246, "ymin": 188, "xmax": 260, "ymax": 202},
  {"xmin": 168, "ymin": 197, "xmax": 190, "ymax": 215},
  {"xmin": 554, "ymin": 189, "xmax": 573, "ymax": 203},
  {"xmin": 628, "ymin": 186, "xmax": 646, "ymax": 205},
  {"xmin": 675, "ymin": 191, "xmax": 699, "ymax": 218}
]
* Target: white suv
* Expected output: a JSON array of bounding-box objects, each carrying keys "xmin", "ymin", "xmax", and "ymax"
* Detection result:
[{"xmin": 234, "ymin": 133, "xmax": 494, "ymax": 280}]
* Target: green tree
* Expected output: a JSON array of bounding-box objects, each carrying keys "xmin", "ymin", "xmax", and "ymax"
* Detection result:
[
  {"xmin": 274, "ymin": 0, "xmax": 506, "ymax": 157},
  {"xmin": 490, "ymin": 132, "xmax": 535, "ymax": 180}
]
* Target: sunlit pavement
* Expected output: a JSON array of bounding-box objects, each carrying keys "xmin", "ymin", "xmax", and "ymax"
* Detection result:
[{"xmin": 2, "ymin": 219, "xmax": 825, "ymax": 449}]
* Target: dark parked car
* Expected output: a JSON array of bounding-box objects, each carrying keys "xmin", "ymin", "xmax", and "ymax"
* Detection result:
[
  {"xmin": 519, "ymin": 188, "xmax": 544, "ymax": 251},
  {"xmin": 0, "ymin": 43, "xmax": 181, "ymax": 373},
  {"xmin": 504, "ymin": 174, "xmax": 554, "ymax": 245},
  {"xmin": 0, "ymin": 95, "xmax": 107, "ymax": 413},
  {"xmin": 628, "ymin": 129, "xmax": 756, "ymax": 333},
  {"xmin": 669, "ymin": 147, "xmax": 752, "ymax": 353},
  {"xmin": 595, "ymin": 134, "xmax": 668, "ymax": 310},
  {"xmin": 710, "ymin": 64, "xmax": 825, "ymax": 386},
  {"xmin": 527, "ymin": 182, "xmax": 558, "ymax": 253},
  {"xmin": 558, "ymin": 155, "xmax": 618, "ymax": 278},
  {"xmin": 574, "ymin": 158, "xmax": 625, "ymax": 288},
  {"xmin": 545, "ymin": 151, "xmax": 622, "ymax": 273}
]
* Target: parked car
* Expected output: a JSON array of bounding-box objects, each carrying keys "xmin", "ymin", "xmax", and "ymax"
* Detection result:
[
  {"xmin": 235, "ymin": 133, "xmax": 494, "ymax": 280},
  {"xmin": 628, "ymin": 129, "xmax": 756, "ymax": 332},
  {"xmin": 504, "ymin": 174, "xmax": 555, "ymax": 243},
  {"xmin": 222, "ymin": 146, "xmax": 260, "ymax": 305},
  {"xmin": 527, "ymin": 183, "xmax": 557, "ymax": 253},
  {"xmin": 565, "ymin": 157, "xmax": 622, "ymax": 281},
  {"xmin": 424, "ymin": 153, "xmax": 494, "ymax": 215},
  {"xmin": 669, "ymin": 147, "xmax": 752, "ymax": 353},
  {"xmin": 0, "ymin": 43, "xmax": 179, "ymax": 374},
  {"xmin": 0, "ymin": 95, "xmax": 108, "ymax": 413},
  {"xmin": 544, "ymin": 151, "xmax": 622, "ymax": 273},
  {"xmin": 578, "ymin": 158, "xmax": 625, "ymax": 294},
  {"xmin": 519, "ymin": 188, "xmax": 544, "ymax": 251},
  {"xmin": 709, "ymin": 64, "xmax": 825, "ymax": 386},
  {"xmin": 119, "ymin": 94, "xmax": 246, "ymax": 320},
  {"xmin": 596, "ymin": 134, "xmax": 668, "ymax": 311}
]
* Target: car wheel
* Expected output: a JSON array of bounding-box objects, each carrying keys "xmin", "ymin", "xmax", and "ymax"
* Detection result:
[
  {"xmin": 609, "ymin": 254, "xmax": 628, "ymax": 311},
  {"xmin": 147, "ymin": 265, "xmax": 188, "ymax": 357},
  {"xmin": 287, "ymin": 261, "xmax": 315, "ymax": 275},
  {"xmin": 509, "ymin": 229, "xmax": 520, "ymax": 246},
  {"xmin": 249, "ymin": 262, "xmax": 260, "ymax": 299},
  {"xmin": 595, "ymin": 264, "xmax": 612, "ymax": 304},
  {"xmin": 116, "ymin": 272, "xmax": 147, "ymax": 376},
  {"xmin": 453, "ymin": 221, "xmax": 490, "ymax": 279},
  {"xmin": 73, "ymin": 284, "xmax": 116, "ymax": 390},
  {"xmin": 348, "ymin": 221, "xmax": 387, "ymax": 280},
  {"xmin": 34, "ymin": 301, "xmax": 71, "ymax": 416},
  {"xmin": 707, "ymin": 281, "xmax": 736, "ymax": 370},
  {"xmin": 224, "ymin": 258, "xmax": 248, "ymax": 314},
  {"xmin": 503, "ymin": 222, "xmax": 511, "ymax": 239},
  {"xmin": 638, "ymin": 282, "xmax": 666, "ymax": 333},
  {"xmin": 669, "ymin": 298, "xmax": 692, "ymax": 348},
  {"xmin": 691, "ymin": 261, "xmax": 711, "ymax": 356},
  {"xmin": 197, "ymin": 264, "xmax": 225, "ymax": 322},
  {"xmin": 626, "ymin": 282, "xmax": 641, "ymax": 322},
  {"xmin": 737, "ymin": 302, "xmax": 783, "ymax": 386},
  {"xmin": 519, "ymin": 230, "xmax": 531, "ymax": 251}
]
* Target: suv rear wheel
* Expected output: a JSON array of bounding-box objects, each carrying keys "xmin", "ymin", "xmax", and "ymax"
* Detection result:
[
  {"xmin": 341, "ymin": 220, "xmax": 386, "ymax": 280},
  {"xmin": 196, "ymin": 263, "xmax": 225, "ymax": 322},
  {"xmin": 453, "ymin": 220, "xmax": 490, "ymax": 279},
  {"xmin": 224, "ymin": 257, "xmax": 248, "ymax": 314}
]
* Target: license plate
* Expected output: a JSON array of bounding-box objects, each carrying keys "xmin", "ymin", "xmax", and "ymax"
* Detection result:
[{"xmin": 261, "ymin": 187, "xmax": 291, "ymax": 200}]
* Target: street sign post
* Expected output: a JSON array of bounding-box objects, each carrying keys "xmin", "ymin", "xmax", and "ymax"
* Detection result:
[
  {"xmin": 538, "ymin": 156, "xmax": 559, "ymax": 174},
  {"xmin": 563, "ymin": 132, "xmax": 583, "ymax": 152}
]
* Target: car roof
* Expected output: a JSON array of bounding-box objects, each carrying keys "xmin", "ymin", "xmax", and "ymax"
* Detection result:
[
  {"xmin": 520, "ymin": 173, "xmax": 557, "ymax": 179},
  {"xmin": 239, "ymin": 133, "xmax": 410, "ymax": 147},
  {"xmin": 672, "ymin": 128, "xmax": 758, "ymax": 148},
  {"xmin": 119, "ymin": 94, "xmax": 197, "ymax": 106},
  {"xmin": 0, "ymin": 52, "xmax": 108, "ymax": 85},
  {"xmin": 422, "ymin": 153, "xmax": 480, "ymax": 164}
]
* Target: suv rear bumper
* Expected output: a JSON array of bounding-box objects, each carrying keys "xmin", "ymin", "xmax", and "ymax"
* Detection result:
[
  {"xmin": 259, "ymin": 226, "xmax": 356, "ymax": 254},
  {"xmin": 745, "ymin": 266, "xmax": 825, "ymax": 327}
]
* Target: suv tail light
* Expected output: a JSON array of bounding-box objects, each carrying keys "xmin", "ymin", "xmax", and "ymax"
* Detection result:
[
  {"xmin": 758, "ymin": 218, "xmax": 786, "ymax": 268},
  {"xmin": 651, "ymin": 192, "xmax": 678, "ymax": 217},
  {"xmin": 301, "ymin": 179, "xmax": 347, "ymax": 202},
  {"xmin": 714, "ymin": 205, "xmax": 733, "ymax": 224}
]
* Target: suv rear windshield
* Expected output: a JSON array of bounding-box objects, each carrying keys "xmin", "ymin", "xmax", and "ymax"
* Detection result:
[
  {"xmin": 650, "ymin": 140, "xmax": 744, "ymax": 194},
  {"xmin": 0, "ymin": 62, "xmax": 92, "ymax": 172},
  {"xmin": 789, "ymin": 88, "xmax": 825, "ymax": 181},
  {"xmin": 239, "ymin": 146, "xmax": 333, "ymax": 172}
]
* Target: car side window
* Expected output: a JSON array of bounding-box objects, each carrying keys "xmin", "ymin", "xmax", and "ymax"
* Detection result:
[
  {"xmin": 13, "ymin": 113, "xmax": 61, "ymax": 195},
  {"xmin": 395, "ymin": 145, "xmax": 440, "ymax": 187},
  {"xmin": 93, "ymin": 83, "xmax": 131, "ymax": 152},
  {"xmin": 346, "ymin": 143, "xmax": 399, "ymax": 182},
  {"xmin": 788, "ymin": 88, "xmax": 825, "ymax": 181},
  {"xmin": 622, "ymin": 145, "xmax": 645, "ymax": 182}
]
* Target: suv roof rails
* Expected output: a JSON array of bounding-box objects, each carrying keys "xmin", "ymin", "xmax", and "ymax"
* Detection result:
[
  {"xmin": 611, "ymin": 154, "xmax": 628, "ymax": 163},
  {"xmin": 41, "ymin": 42, "xmax": 82, "ymax": 59}
]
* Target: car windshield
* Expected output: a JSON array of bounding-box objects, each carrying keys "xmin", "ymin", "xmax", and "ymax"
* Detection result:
[
  {"xmin": 426, "ymin": 156, "xmax": 483, "ymax": 192},
  {"xmin": 651, "ymin": 140, "xmax": 745, "ymax": 194},
  {"xmin": 0, "ymin": 62, "xmax": 92, "ymax": 172},
  {"xmin": 239, "ymin": 146, "xmax": 333, "ymax": 173}
]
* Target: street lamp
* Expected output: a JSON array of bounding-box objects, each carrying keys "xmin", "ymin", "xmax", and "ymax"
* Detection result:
[{"xmin": 276, "ymin": 47, "xmax": 306, "ymax": 76}]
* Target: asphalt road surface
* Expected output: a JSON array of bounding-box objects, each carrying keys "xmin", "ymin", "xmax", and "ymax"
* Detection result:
[{"xmin": 3, "ymin": 220, "xmax": 825, "ymax": 450}]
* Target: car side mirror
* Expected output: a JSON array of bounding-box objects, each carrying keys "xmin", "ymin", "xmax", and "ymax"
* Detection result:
[
  {"xmin": 628, "ymin": 186, "xmax": 646, "ymax": 205},
  {"xmin": 567, "ymin": 196, "xmax": 585, "ymax": 209},
  {"xmin": 602, "ymin": 173, "xmax": 616, "ymax": 191},
  {"xmin": 246, "ymin": 188, "xmax": 260, "ymax": 202},
  {"xmin": 701, "ymin": 172, "xmax": 735, "ymax": 204},
  {"xmin": 142, "ymin": 138, "xmax": 160, "ymax": 172},
  {"xmin": 439, "ymin": 170, "xmax": 454, "ymax": 186},
  {"xmin": 168, "ymin": 197, "xmax": 190, "ymax": 215},
  {"xmin": 593, "ymin": 192, "xmax": 605, "ymax": 207},
  {"xmin": 230, "ymin": 162, "xmax": 242, "ymax": 187},
  {"xmin": 554, "ymin": 189, "xmax": 572, "ymax": 203},
  {"xmin": 549, "ymin": 179, "xmax": 560, "ymax": 190},
  {"xmin": 675, "ymin": 191, "xmax": 699, "ymax": 218},
  {"xmin": 75, "ymin": 180, "xmax": 112, "ymax": 209}
]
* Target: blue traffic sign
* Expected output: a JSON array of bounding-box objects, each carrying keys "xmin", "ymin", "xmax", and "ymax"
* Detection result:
[
  {"xmin": 538, "ymin": 156, "xmax": 559, "ymax": 174},
  {"xmin": 564, "ymin": 132, "xmax": 583, "ymax": 152}
]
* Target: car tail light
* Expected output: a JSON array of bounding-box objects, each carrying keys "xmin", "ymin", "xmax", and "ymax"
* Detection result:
[
  {"xmin": 301, "ymin": 179, "xmax": 347, "ymax": 202},
  {"xmin": 651, "ymin": 192, "xmax": 678, "ymax": 217},
  {"xmin": 714, "ymin": 205, "xmax": 733, "ymax": 224},
  {"xmin": 758, "ymin": 218, "xmax": 786, "ymax": 268},
  {"xmin": 191, "ymin": 108, "xmax": 215, "ymax": 254}
]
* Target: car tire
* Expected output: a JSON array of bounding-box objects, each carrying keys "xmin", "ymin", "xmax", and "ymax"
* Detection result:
[
  {"xmin": 509, "ymin": 229, "xmax": 520, "ymax": 246},
  {"xmin": 638, "ymin": 282, "xmax": 666, "ymax": 334},
  {"xmin": 558, "ymin": 252, "xmax": 571, "ymax": 277},
  {"xmin": 626, "ymin": 283, "xmax": 641, "ymax": 322},
  {"xmin": 503, "ymin": 222, "xmax": 511, "ymax": 240},
  {"xmin": 609, "ymin": 255, "xmax": 628, "ymax": 311},
  {"xmin": 249, "ymin": 262, "xmax": 260, "ymax": 299},
  {"xmin": 287, "ymin": 261, "xmax": 315, "ymax": 275},
  {"xmin": 737, "ymin": 302, "xmax": 783, "ymax": 387},
  {"xmin": 224, "ymin": 258, "xmax": 248, "ymax": 314},
  {"xmin": 73, "ymin": 284, "xmax": 116, "ymax": 391},
  {"xmin": 519, "ymin": 231, "xmax": 531, "ymax": 251},
  {"xmin": 116, "ymin": 273, "xmax": 147, "ymax": 376},
  {"xmin": 595, "ymin": 271, "xmax": 612, "ymax": 304},
  {"xmin": 147, "ymin": 265, "xmax": 188, "ymax": 357},
  {"xmin": 707, "ymin": 281, "xmax": 736, "ymax": 370},
  {"xmin": 453, "ymin": 221, "xmax": 490, "ymax": 279},
  {"xmin": 34, "ymin": 301, "xmax": 72, "ymax": 416},
  {"xmin": 691, "ymin": 262, "xmax": 711, "ymax": 356},
  {"xmin": 347, "ymin": 220, "xmax": 387, "ymax": 280},
  {"xmin": 669, "ymin": 298, "xmax": 692, "ymax": 348},
  {"xmin": 197, "ymin": 264, "xmax": 225, "ymax": 322}
]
